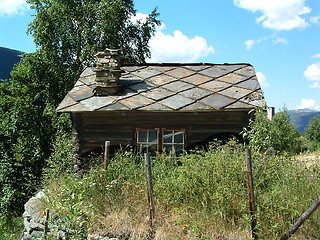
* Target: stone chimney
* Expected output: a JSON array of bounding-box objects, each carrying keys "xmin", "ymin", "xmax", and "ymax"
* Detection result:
[{"xmin": 93, "ymin": 49, "xmax": 124, "ymax": 95}]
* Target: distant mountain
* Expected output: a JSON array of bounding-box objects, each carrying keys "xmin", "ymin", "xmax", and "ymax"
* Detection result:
[
  {"xmin": 0, "ymin": 47, "xmax": 22, "ymax": 81},
  {"xmin": 288, "ymin": 109, "xmax": 320, "ymax": 134}
]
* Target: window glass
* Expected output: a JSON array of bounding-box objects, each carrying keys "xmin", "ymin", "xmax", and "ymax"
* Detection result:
[
  {"xmin": 137, "ymin": 129, "xmax": 185, "ymax": 154},
  {"xmin": 163, "ymin": 131, "xmax": 172, "ymax": 143},
  {"xmin": 149, "ymin": 144, "xmax": 158, "ymax": 152},
  {"xmin": 163, "ymin": 144, "xmax": 173, "ymax": 153},
  {"xmin": 137, "ymin": 129, "xmax": 159, "ymax": 153},
  {"xmin": 174, "ymin": 131, "xmax": 184, "ymax": 143},
  {"xmin": 149, "ymin": 130, "xmax": 158, "ymax": 144},
  {"xmin": 138, "ymin": 130, "xmax": 148, "ymax": 142},
  {"xmin": 162, "ymin": 130, "xmax": 185, "ymax": 155},
  {"xmin": 174, "ymin": 144, "xmax": 184, "ymax": 152}
]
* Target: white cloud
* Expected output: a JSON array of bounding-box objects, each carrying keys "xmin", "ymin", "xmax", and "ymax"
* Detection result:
[
  {"xmin": 296, "ymin": 98, "xmax": 319, "ymax": 110},
  {"xmin": 245, "ymin": 39, "xmax": 255, "ymax": 50},
  {"xmin": 256, "ymin": 72, "xmax": 270, "ymax": 88},
  {"xmin": 309, "ymin": 82, "xmax": 320, "ymax": 89},
  {"xmin": 245, "ymin": 35, "xmax": 288, "ymax": 50},
  {"xmin": 304, "ymin": 62, "xmax": 320, "ymax": 81},
  {"xmin": 234, "ymin": 0, "xmax": 311, "ymax": 30},
  {"xmin": 312, "ymin": 53, "xmax": 320, "ymax": 58},
  {"xmin": 130, "ymin": 12, "xmax": 148, "ymax": 24},
  {"xmin": 310, "ymin": 15, "xmax": 320, "ymax": 24},
  {"xmin": 0, "ymin": 0, "xmax": 28, "ymax": 16},
  {"xmin": 272, "ymin": 37, "xmax": 288, "ymax": 44},
  {"xmin": 148, "ymin": 23, "xmax": 214, "ymax": 63}
]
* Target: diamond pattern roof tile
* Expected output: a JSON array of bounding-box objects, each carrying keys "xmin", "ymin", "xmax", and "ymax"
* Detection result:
[
  {"xmin": 130, "ymin": 66, "xmax": 162, "ymax": 79},
  {"xmin": 80, "ymin": 96, "xmax": 115, "ymax": 111},
  {"xmin": 161, "ymin": 80, "xmax": 194, "ymax": 93},
  {"xmin": 68, "ymin": 87, "xmax": 94, "ymax": 102},
  {"xmin": 235, "ymin": 77, "xmax": 260, "ymax": 90},
  {"xmin": 199, "ymin": 80, "xmax": 230, "ymax": 92},
  {"xmin": 179, "ymin": 87, "xmax": 212, "ymax": 100},
  {"xmin": 218, "ymin": 64, "xmax": 244, "ymax": 72},
  {"xmin": 141, "ymin": 88, "xmax": 175, "ymax": 101},
  {"xmin": 199, "ymin": 66, "xmax": 227, "ymax": 78},
  {"xmin": 219, "ymin": 86, "xmax": 252, "ymax": 100},
  {"xmin": 166, "ymin": 67, "xmax": 195, "ymax": 79},
  {"xmin": 199, "ymin": 93, "xmax": 236, "ymax": 109},
  {"xmin": 233, "ymin": 65, "xmax": 255, "ymax": 78},
  {"xmin": 181, "ymin": 74, "xmax": 211, "ymax": 85},
  {"xmin": 158, "ymin": 94, "xmax": 194, "ymax": 110},
  {"xmin": 57, "ymin": 63, "xmax": 266, "ymax": 113},
  {"xmin": 180, "ymin": 102, "xmax": 212, "ymax": 111},
  {"xmin": 216, "ymin": 73, "xmax": 248, "ymax": 85},
  {"xmin": 146, "ymin": 74, "xmax": 177, "ymax": 86},
  {"xmin": 118, "ymin": 94, "xmax": 155, "ymax": 110},
  {"xmin": 138, "ymin": 102, "xmax": 173, "ymax": 111}
]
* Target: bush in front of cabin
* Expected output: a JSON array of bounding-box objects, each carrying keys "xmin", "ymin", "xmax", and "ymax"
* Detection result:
[{"xmin": 243, "ymin": 108, "xmax": 301, "ymax": 154}]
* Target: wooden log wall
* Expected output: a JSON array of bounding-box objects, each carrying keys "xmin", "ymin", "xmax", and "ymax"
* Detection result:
[{"xmin": 72, "ymin": 110, "xmax": 251, "ymax": 156}]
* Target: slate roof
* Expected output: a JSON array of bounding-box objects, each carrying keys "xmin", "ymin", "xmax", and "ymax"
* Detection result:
[{"xmin": 57, "ymin": 63, "xmax": 266, "ymax": 112}]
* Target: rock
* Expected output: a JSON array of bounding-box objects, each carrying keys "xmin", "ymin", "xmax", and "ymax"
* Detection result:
[
  {"xmin": 59, "ymin": 230, "xmax": 70, "ymax": 240},
  {"xmin": 22, "ymin": 232, "xmax": 32, "ymax": 240},
  {"xmin": 87, "ymin": 233, "xmax": 118, "ymax": 240},
  {"xmin": 22, "ymin": 190, "xmax": 47, "ymax": 239},
  {"xmin": 24, "ymin": 196, "xmax": 45, "ymax": 223},
  {"xmin": 29, "ymin": 221, "xmax": 44, "ymax": 231},
  {"xmin": 30, "ymin": 230, "xmax": 43, "ymax": 239}
]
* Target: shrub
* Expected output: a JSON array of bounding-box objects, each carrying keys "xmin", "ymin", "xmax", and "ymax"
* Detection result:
[
  {"xmin": 243, "ymin": 108, "xmax": 301, "ymax": 154},
  {"xmin": 304, "ymin": 116, "xmax": 320, "ymax": 142}
]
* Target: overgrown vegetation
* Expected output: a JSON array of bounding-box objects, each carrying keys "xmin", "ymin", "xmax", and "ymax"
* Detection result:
[
  {"xmin": 243, "ymin": 108, "xmax": 302, "ymax": 154},
  {"xmin": 2, "ymin": 104, "xmax": 320, "ymax": 238},
  {"xmin": 31, "ymin": 108, "xmax": 319, "ymax": 239},
  {"xmin": 304, "ymin": 116, "xmax": 320, "ymax": 142},
  {"xmin": 39, "ymin": 138, "xmax": 320, "ymax": 239}
]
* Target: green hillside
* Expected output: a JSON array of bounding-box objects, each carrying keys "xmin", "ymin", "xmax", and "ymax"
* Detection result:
[
  {"xmin": 0, "ymin": 47, "xmax": 22, "ymax": 81},
  {"xmin": 288, "ymin": 109, "xmax": 320, "ymax": 134}
]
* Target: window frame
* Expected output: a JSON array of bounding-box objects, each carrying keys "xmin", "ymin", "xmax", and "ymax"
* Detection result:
[
  {"xmin": 135, "ymin": 128, "xmax": 186, "ymax": 153},
  {"xmin": 161, "ymin": 128, "xmax": 185, "ymax": 154},
  {"xmin": 136, "ymin": 128, "xmax": 160, "ymax": 153}
]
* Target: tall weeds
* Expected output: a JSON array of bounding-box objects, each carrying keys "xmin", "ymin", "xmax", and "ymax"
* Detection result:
[{"xmin": 42, "ymin": 141, "xmax": 320, "ymax": 239}]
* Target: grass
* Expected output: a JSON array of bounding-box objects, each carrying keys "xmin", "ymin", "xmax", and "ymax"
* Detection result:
[
  {"xmin": 0, "ymin": 216, "xmax": 24, "ymax": 240},
  {"xmin": 38, "ymin": 140, "xmax": 320, "ymax": 239}
]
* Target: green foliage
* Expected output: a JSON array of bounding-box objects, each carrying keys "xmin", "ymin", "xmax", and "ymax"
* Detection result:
[
  {"xmin": 0, "ymin": 216, "xmax": 24, "ymax": 239},
  {"xmin": 27, "ymin": 0, "xmax": 160, "ymax": 65},
  {"xmin": 243, "ymin": 108, "xmax": 301, "ymax": 154},
  {"xmin": 304, "ymin": 116, "xmax": 320, "ymax": 142},
  {"xmin": 270, "ymin": 109, "xmax": 301, "ymax": 153},
  {"xmin": 42, "ymin": 143, "xmax": 320, "ymax": 239},
  {"xmin": 0, "ymin": 0, "xmax": 159, "ymax": 219}
]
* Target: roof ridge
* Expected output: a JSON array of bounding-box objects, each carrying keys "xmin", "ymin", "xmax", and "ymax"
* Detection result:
[{"xmin": 122, "ymin": 63, "xmax": 252, "ymax": 67}]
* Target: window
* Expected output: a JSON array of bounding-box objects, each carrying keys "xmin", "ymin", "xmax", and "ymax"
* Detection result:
[
  {"xmin": 163, "ymin": 130, "xmax": 184, "ymax": 154},
  {"xmin": 136, "ymin": 128, "xmax": 185, "ymax": 154},
  {"xmin": 137, "ymin": 129, "xmax": 159, "ymax": 153}
]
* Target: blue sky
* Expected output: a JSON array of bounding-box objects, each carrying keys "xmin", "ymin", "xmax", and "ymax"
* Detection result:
[{"xmin": 0, "ymin": 0, "xmax": 320, "ymax": 111}]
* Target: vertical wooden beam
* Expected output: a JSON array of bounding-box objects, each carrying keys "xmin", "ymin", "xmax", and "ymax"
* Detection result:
[
  {"xmin": 72, "ymin": 113, "xmax": 82, "ymax": 176},
  {"xmin": 144, "ymin": 153, "xmax": 155, "ymax": 225},
  {"xmin": 43, "ymin": 208, "xmax": 50, "ymax": 239},
  {"xmin": 104, "ymin": 141, "xmax": 110, "ymax": 171},
  {"xmin": 246, "ymin": 147, "xmax": 258, "ymax": 239},
  {"xmin": 280, "ymin": 196, "xmax": 320, "ymax": 240}
]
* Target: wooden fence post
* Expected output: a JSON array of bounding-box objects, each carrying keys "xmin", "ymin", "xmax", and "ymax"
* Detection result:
[
  {"xmin": 104, "ymin": 141, "xmax": 110, "ymax": 171},
  {"xmin": 43, "ymin": 208, "xmax": 50, "ymax": 239},
  {"xmin": 280, "ymin": 196, "xmax": 320, "ymax": 240},
  {"xmin": 246, "ymin": 147, "xmax": 258, "ymax": 239},
  {"xmin": 144, "ymin": 153, "xmax": 155, "ymax": 225}
]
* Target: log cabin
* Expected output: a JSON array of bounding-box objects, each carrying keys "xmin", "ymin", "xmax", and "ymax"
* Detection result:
[{"xmin": 57, "ymin": 49, "xmax": 266, "ymax": 171}]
